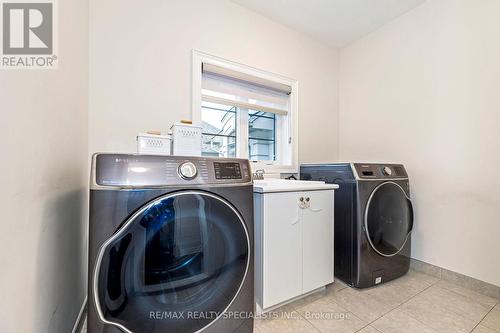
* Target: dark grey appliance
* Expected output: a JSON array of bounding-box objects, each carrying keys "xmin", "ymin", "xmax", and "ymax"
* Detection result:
[
  {"xmin": 88, "ymin": 154, "xmax": 254, "ymax": 333},
  {"xmin": 300, "ymin": 163, "xmax": 413, "ymax": 288}
]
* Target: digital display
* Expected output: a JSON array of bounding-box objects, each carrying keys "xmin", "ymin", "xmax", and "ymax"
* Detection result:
[{"xmin": 214, "ymin": 162, "xmax": 242, "ymax": 179}]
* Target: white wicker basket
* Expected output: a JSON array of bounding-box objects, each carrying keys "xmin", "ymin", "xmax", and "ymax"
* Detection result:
[{"xmin": 136, "ymin": 133, "xmax": 171, "ymax": 155}]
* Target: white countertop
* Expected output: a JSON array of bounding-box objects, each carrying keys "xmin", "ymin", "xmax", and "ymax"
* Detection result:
[{"xmin": 253, "ymin": 179, "xmax": 339, "ymax": 193}]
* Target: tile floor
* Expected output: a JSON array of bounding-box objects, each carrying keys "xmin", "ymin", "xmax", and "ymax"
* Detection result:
[{"xmin": 80, "ymin": 269, "xmax": 500, "ymax": 333}]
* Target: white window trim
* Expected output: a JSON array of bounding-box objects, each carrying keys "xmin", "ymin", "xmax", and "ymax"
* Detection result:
[{"xmin": 191, "ymin": 50, "xmax": 299, "ymax": 174}]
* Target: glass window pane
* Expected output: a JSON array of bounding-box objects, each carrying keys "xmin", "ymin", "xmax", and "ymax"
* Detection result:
[
  {"xmin": 201, "ymin": 102, "xmax": 236, "ymax": 135},
  {"xmin": 202, "ymin": 134, "xmax": 236, "ymax": 158},
  {"xmin": 248, "ymin": 111, "xmax": 276, "ymax": 161},
  {"xmin": 201, "ymin": 101, "xmax": 236, "ymax": 158},
  {"xmin": 249, "ymin": 138, "xmax": 275, "ymax": 161}
]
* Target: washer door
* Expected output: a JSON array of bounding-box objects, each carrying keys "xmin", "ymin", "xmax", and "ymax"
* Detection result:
[
  {"xmin": 93, "ymin": 191, "xmax": 250, "ymax": 333},
  {"xmin": 365, "ymin": 182, "xmax": 413, "ymax": 257}
]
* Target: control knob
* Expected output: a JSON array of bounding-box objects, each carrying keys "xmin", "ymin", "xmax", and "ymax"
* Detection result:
[
  {"xmin": 178, "ymin": 162, "xmax": 197, "ymax": 180},
  {"xmin": 382, "ymin": 166, "xmax": 392, "ymax": 176}
]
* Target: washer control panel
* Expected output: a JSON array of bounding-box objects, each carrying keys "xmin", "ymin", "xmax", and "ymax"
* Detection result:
[
  {"xmin": 93, "ymin": 154, "xmax": 252, "ymax": 187},
  {"xmin": 353, "ymin": 163, "xmax": 407, "ymax": 179}
]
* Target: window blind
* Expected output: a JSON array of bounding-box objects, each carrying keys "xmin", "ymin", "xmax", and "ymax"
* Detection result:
[{"xmin": 201, "ymin": 63, "xmax": 291, "ymax": 116}]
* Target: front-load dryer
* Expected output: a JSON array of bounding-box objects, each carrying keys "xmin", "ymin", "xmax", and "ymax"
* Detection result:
[
  {"xmin": 88, "ymin": 154, "xmax": 254, "ymax": 333},
  {"xmin": 300, "ymin": 163, "xmax": 413, "ymax": 288}
]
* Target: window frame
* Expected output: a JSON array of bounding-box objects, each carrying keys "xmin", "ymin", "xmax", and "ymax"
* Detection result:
[{"xmin": 192, "ymin": 50, "xmax": 298, "ymax": 174}]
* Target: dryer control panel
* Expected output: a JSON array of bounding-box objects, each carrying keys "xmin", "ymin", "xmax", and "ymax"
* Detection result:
[
  {"xmin": 92, "ymin": 154, "xmax": 252, "ymax": 188},
  {"xmin": 353, "ymin": 163, "xmax": 408, "ymax": 180}
]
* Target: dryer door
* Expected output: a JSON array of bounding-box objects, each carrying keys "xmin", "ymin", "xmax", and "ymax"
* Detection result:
[
  {"xmin": 365, "ymin": 182, "xmax": 413, "ymax": 257},
  {"xmin": 93, "ymin": 191, "xmax": 250, "ymax": 333}
]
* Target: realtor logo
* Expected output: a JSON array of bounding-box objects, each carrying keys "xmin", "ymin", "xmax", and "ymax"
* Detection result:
[{"xmin": 1, "ymin": 0, "xmax": 57, "ymax": 69}]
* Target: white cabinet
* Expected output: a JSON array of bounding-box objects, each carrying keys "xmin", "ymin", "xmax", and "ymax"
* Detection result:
[{"xmin": 254, "ymin": 187, "xmax": 335, "ymax": 311}]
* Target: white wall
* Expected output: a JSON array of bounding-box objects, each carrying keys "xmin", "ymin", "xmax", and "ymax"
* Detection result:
[
  {"xmin": 339, "ymin": 0, "xmax": 500, "ymax": 286},
  {"xmin": 89, "ymin": 0, "xmax": 339, "ymax": 165},
  {"xmin": 0, "ymin": 0, "xmax": 89, "ymax": 331}
]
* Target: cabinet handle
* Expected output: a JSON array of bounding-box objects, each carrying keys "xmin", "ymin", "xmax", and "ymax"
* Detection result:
[{"xmin": 298, "ymin": 197, "xmax": 305, "ymax": 209}]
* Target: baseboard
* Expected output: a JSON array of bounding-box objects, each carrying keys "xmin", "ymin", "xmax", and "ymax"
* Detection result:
[
  {"xmin": 71, "ymin": 296, "xmax": 87, "ymax": 333},
  {"xmin": 410, "ymin": 258, "xmax": 500, "ymax": 300}
]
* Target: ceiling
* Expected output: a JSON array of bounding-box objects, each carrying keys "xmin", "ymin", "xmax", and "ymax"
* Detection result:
[{"xmin": 232, "ymin": 0, "xmax": 426, "ymax": 48}]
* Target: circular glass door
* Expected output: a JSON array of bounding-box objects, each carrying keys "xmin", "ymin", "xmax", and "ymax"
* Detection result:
[
  {"xmin": 93, "ymin": 191, "xmax": 250, "ymax": 333},
  {"xmin": 365, "ymin": 182, "xmax": 413, "ymax": 257}
]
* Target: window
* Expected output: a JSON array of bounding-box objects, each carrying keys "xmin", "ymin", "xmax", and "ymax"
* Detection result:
[{"xmin": 193, "ymin": 51, "xmax": 298, "ymax": 173}]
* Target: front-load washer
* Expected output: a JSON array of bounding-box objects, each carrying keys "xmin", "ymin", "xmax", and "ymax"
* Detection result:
[
  {"xmin": 300, "ymin": 163, "xmax": 413, "ymax": 288},
  {"xmin": 88, "ymin": 154, "xmax": 254, "ymax": 333}
]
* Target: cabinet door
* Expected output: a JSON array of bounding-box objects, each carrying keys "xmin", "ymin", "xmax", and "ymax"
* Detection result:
[
  {"xmin": 262, "ymin": 192, "xmax": 302, "ymax": 308},
  {"xmin": 302, "ymin": 190, "xmax": 334, "ymax": 293}
]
